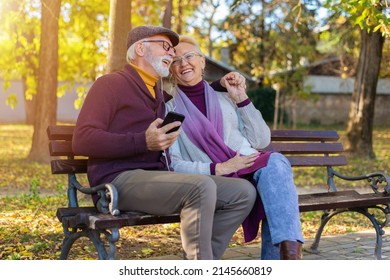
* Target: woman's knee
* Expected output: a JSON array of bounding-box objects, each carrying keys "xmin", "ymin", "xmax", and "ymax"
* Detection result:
[{"xmin": 268, "ymin": 152, "xmax": 291, "ymax": 167}]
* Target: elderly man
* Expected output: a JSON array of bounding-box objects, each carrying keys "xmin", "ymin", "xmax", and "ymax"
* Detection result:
[{"xmin": 72, "ymin": 25, "xmax": 256, "ymax": 260}]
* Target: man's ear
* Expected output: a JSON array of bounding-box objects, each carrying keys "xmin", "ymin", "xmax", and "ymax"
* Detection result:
[{"xmin": 135, "ymin": 42, "xmax": 145, "ymax": 57}]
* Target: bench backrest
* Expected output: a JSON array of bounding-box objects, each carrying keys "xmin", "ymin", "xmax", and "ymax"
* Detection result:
[
  {"xmin": 267, "ymin": 130, "xmax": 347, "ymax": 167},
  {"xmin": 47, "ymin": 125, "xmax": 347, "ymax": 175}
]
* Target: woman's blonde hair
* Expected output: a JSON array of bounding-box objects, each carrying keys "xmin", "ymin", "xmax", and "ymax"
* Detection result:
[
  {"xmin": 167, "ymin": 35, "xmax": 205, "ymax": 95},
  {"xmin": 178, "ymin": 35, "xmax": 204, "ymax": 55}
]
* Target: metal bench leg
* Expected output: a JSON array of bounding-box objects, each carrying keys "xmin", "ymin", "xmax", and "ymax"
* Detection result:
[
  {"xmin": 101, "ymin": 228, "xmax": 120, "ymax": 260},
  {"xmin": 60, "ymin": 228, "xmax": 107, "ymax": 259},
  {"xmin": 307, "ymin": 206, "xmax": 389, "ymax": 260},
  {"xmin": 307, "ymin": 209, "xmax": 335, "ymax": 254},
  {"xmin": 352, "ymin": 207, "xmax": 386, "ymax": 260}
]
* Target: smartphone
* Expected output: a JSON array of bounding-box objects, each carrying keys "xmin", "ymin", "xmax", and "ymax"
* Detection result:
[{"xmin": 161, "ymin": 111, "xmax": 185, "ymax": 133}]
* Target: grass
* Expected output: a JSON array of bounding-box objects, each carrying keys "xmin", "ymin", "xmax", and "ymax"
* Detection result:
[{"xmin": 0, "ymin": 123, "xmax": 389, "ymax": 259}]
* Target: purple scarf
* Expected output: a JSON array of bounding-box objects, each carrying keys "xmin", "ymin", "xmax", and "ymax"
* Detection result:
[{"xmin": 174, "ymin": 81, "xmax": 271, "ymax": 242}]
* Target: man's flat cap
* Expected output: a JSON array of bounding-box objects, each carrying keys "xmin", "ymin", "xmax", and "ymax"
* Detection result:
[{"xmin": 126, "ymin": 25, "xmax": 179, "ymax": 48}]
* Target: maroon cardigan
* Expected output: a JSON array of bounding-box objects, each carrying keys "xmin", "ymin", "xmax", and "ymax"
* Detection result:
[{"xmin": 73, "ymin": 64, "xmax": 169, "ymax": 187}]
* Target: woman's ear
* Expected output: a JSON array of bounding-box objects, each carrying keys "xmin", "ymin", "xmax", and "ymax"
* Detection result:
[{"xmin": 201, "ymin": 57, "xmax": 206, "ymax": 74}]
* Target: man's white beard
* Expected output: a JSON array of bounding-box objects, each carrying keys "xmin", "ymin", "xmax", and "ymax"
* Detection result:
[{"xmin": 145, "ymin": 51, "xmax": 171, "ymax": 77}]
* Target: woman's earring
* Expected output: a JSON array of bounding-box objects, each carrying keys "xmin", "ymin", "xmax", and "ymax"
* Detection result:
[{"xmin": 201, "ymin": 68, "xmax": 205, "ymax": 76}]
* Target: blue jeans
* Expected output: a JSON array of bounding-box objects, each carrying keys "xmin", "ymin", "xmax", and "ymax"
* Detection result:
[{"xmin": 253, "ymin": 153, "xmax": 304, "ymax": 260}]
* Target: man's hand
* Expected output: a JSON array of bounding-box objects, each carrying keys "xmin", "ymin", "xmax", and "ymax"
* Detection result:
[
  {"xmin": 215, "ymin": 152, "xmax": 259, "ymax": 176},
  {"xmin": 145, "ymin": 118, "xmax": 181, "ymax": 151}
]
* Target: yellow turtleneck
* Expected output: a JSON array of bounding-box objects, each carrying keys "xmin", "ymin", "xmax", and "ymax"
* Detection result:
[{"xmin": 130, "ymin": 63, "xmax": 158, "ymax": 98}]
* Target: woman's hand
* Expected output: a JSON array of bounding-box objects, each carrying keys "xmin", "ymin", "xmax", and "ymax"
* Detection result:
[
  {"xmin": 220, "ymin": 72, "xmax": 246, "ymax": 89},
  {"xmin": 215, "ymin": 152, "xmax": 259, "ymax": 176},
  {"xmin": 220, "ymin": 72, "xmax": 248, "ymax": 103}
]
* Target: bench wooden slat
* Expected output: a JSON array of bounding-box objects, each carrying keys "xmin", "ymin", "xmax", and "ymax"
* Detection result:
[
  {"xmin": 57, "ymin": 207, "xmax": 97, "ymax": 220},
  {"xmin": 50, "ymin": 156, "xmax": 348, "ymax": 173},
  {"xmin": 50, "ymin": 142, "xmax": 345, "ymax": 157},
  {"xmin": 47, "ymin": 125, "xmax": 75, "ymax": 141},
  {"xmin": 57, "ymin": 207, "xmax": 180, "ymax": 230},
  {"xmin": 49, "ymin": 141, "xmax": 74, "ymax": 157},
  {"xmin": 91, "ymin": 212, "xmax": 181, "ymax": 229},
  {"xmin": 271, "ymin": 130, "xmax": 340, "ymax": 142},
  {"xmin": 264, "ymin": 142, "xmax": 344, "ymax": 154},
  {"xmin": 299, "ymin": 191, "xmax": 390, "ymax": 212},
  {"xmin": 51, "ymin": 159, "xmax": 88, "ymax": 174},
  {"xmin": 286, "ymin": 155, "xmax": 347, "ymax": 166}
]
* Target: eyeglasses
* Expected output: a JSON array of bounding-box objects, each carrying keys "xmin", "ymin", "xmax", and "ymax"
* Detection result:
[
  {"xmin": 171, "ymin": 51, "xmax": 203, "ymax": 67},
  {"xmin": 142, "ymin": 40, "xmax": 175, "ymax": 53}
]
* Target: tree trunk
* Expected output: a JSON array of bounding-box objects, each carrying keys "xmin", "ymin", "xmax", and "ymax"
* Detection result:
[
  {"xmin": 177, "ymin": 1, "xmax": 183, "ymax": 34},
  {"xmin": 345, "ymin": 29, "xmax": 384, "ymax": 159},
  {"xmin": 259, "ymin": 0, "xmax": 265, "ymax": 71},
  {"xmin": 278, "ymin": 90, "xmax": 285, "ymax": 128},
  {"xmin": 273, "ymin": 86, "xmax": 280, "ymax": 129},
  {"xmin": 291, "ymin": 96, "xmax": 297, "ymax": 129},
  {"xmin": 162, "ymin": 0, "xmax": 173, "ymax": 29},
  {"xmin": 27, "ymin": 0, "xmax": 61, "ymax": 163},
  {"xmin": 106, "ymin": 0, "xmax": 132, "ymax": 74}
]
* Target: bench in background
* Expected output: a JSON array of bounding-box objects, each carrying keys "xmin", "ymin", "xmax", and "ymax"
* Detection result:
[{"xmin": 47, "ymin": 125, "xmax": 390, "ymax": 260}]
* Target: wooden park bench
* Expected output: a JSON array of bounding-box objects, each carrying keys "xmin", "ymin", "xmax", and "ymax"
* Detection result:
[{"xmin": 47, "ymin": 125, "xmax": 390, "ymax": 260}]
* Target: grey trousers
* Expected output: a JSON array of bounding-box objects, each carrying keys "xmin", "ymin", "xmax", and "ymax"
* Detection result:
[{"xmin": 112, "ymin": 169, "xmax": 256, "ymax": 260}]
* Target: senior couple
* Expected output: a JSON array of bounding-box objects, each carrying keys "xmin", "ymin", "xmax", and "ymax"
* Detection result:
[{"xmin": 73, "ymin": 25, "xmax": 303, "ymax": 260}]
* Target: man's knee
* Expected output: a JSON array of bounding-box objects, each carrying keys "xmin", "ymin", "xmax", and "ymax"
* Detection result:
[
  {"xmin": 185, "ymin": 174, "xmax": 217, "ymax": 202},
  {"xmin": 231, "ymin": 179, "xmax": 257, "ymax": 205}
]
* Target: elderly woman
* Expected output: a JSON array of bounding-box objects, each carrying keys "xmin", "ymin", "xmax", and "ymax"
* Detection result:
[{"xmin": 166, "ymin": 35, "xmax": 304, "ymax": 260}]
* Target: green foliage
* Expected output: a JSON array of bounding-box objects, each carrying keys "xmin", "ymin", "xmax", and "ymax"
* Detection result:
[
  {"xmin": 222, "ymin": 1, "xmax": 320, "ymax": 78},
  {"xmin": 0, "ymin": 0, "xmax": 40, "ymax": 106},
  {"xmin": 325, "ymin": 0, "xmax": 390, "ymax": 37},
  {"xmin": 5, "ymin": 93, "xmax": 18, "ymax": 109},
  {"xmin": 0, "ymin": 0, "xmax": 110, "ymax": 110},
  {"xmin": 59, "ymin": 0, "xmax": 110, "ymax": 82},
  {"xmin": 247, "ymin": 86, "xmax": 276, "ymax": 123}
]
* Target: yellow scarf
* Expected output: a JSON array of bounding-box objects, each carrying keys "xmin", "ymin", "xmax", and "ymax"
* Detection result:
[{"xmin": 130, "ymin": 63, "xmax": 158, "ymax": 98}]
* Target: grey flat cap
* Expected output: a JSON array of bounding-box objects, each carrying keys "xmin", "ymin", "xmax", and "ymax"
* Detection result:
[{"xmin": 126, "ymin": 25, "xmax": 179, "ymax": 48}]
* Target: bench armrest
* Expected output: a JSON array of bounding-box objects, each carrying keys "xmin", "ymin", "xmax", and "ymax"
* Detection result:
[
  {"xmin": 95, "ymin": 183, "xmax": 120, "ymax": 216},
  {"xmin": 331, "ymin": 169, "xmax": 390, "ymax": 195},
  {"xmin": 69, "ymin": 174, "xmax": 120, "ymax": 216}
]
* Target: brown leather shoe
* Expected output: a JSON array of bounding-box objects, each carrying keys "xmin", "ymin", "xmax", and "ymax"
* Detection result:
[{"xmin": 280, "ymin": 241, "xmax": 302, "ymax": 260}]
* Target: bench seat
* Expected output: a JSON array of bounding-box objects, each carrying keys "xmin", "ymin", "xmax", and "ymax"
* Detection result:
[
  {"xmin": 48, "ymin": 125, "xmax": 390, "ymax": 260},
  {"xmin": 57, "ymin": 207, "xmax": 180, "ymax": 230},
  {"xmin": 299, "ymin": 190, "xmax": 390, "ymax": 212}
]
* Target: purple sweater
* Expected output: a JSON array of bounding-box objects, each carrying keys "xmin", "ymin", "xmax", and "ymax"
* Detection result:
[{"xmin": 73, "ymin": 64, "xmax": 168, "ymax": 187}]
